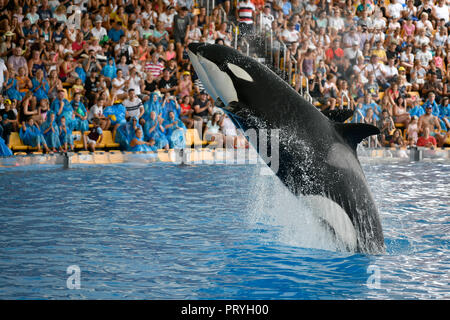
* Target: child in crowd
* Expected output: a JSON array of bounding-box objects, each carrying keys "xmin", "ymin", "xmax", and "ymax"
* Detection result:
[
  {"xmin": 19, "ymin": 117, "xmax": 50, "ymax": 153},
  {"xmin": 83, "ymin": 117, "xmax": 103, "ymax": 152}
]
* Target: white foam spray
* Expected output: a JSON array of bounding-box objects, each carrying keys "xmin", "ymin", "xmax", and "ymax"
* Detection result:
[{"xmin": 245, "ymin": 165, "xmax": 352, "ymax": 252}]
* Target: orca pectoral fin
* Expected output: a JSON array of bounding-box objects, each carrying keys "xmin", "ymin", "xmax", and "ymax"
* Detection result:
[
  {"xmin": 337, "ymin": 123, "xmax": 380, "ymax": 151},
  {"xmin": 322, "ymin": 109, "xmax": 355, "ymax": 123}
]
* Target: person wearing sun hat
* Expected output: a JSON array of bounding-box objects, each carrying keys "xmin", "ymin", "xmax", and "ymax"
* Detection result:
[{"xmin": 4, "ymin": 31, "xmax": 14, "ymax": 38}]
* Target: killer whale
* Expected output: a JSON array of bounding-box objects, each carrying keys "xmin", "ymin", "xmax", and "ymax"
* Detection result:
[{"xmin": 188, "ymin": 43, "xmax": 385, "ymax": 254}]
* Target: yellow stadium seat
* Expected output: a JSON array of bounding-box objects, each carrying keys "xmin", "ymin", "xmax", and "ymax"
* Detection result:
[
  {"xmin": 8, "ymin": 132, "xmax": 29, "ymax": 151},
  {"xmin": 73, "ymin": 131, "xmax": 85, "ymax": 149},
  {"xmin": 185, "ymin": 129, "xmax": 208, "ymax": 147},
  {"xmin": 102, "ymin": 130, "xmax": 120, "ymax": 149}
]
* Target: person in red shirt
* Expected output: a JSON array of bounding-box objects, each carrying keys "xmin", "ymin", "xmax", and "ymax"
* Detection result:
[
  {"xmin": 179, "ymin": 95, "xmax": 194, "ymax": 128},
  {"xmin": 416, "ymin": 127, "xmax": 437, "ymax": 148},
  {"xmin": 71, "ymin": 33, "xmax": 87, "ymax": 59},
  {"xmin": 325, "ymin": 39, "xmax": 344, "ymax": 64}
]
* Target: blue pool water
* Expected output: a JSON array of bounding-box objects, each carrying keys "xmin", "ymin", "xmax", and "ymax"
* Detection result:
[{"xmin": 0, "ymin": 161, "xmax": 448, "ymax": 299}]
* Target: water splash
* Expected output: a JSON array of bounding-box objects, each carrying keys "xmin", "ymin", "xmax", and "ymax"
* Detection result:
[{"xmin": 245, "ymin": 166, "xmax": 351, "ymax": 252}]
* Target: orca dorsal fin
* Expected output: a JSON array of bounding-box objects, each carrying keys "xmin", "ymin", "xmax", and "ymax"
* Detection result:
[
  {"xmin": 336, "ymin": 123, "xmax": 380, "ymax": 151},
  {"xmin": 322, "ymin": 109, "xmax": 355, "ymax": 123}
]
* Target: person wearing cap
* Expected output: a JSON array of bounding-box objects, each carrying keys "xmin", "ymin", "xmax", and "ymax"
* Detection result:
[
  {"xmin": 344, "ymin": 40, "xmax": 363, "ymax": 63},
  {"xmin": 260, "ymin": 5, "xmax": 274, "ymax": 31},
  {"xmin": 91, "ymin": 16, "xmax": 107, "ymax": 41}
]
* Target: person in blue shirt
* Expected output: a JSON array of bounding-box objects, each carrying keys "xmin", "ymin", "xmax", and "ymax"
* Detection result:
[
  {"xmin": 164, "ymin": 111, "xmax": 186, "ymax": 149},
  {"xmin": 143, "ymin": 92, "xmax": 163, "ymax": 122},
  {"xmin": 51, "ymin": 90, "xmax": 73, "ymax": 126},
  {"xmin": 31, "ymin": 69, "xmax": 49, "ymax": 103},
  {"xmin": 40, "ymin": 111, "xmax": 61, "ymax": 152},
  {"xmin": 101, "ymin": 57, "xmax": 117, "ymax": 82},
  {"xmin": 352, "ymin": 102, "xmax": 366, "ymax": 123},
  {"xmin": 59, "ymin": 115, "xmax": 74, "ymax": 152},
  {"xmin": 161, "ymin": 93, "xmax": 181, "ymax": 121},
  {"xmin": 438, "ymin": 97, "xmax": 450, "ymax": 131},
  {"xmin": 129, "ymin": 127, "xmax": 157, "ymax": 152},
  {"xmin": 20, "ymin": 117, "xmax": 50, "ymax": 153},
  {"xmin": 144, "ymin": 111, "xmax": 169, "ymax": 150},
  {"xmin": 281, "ymin": 0, "xmax": 292, "ymax": 16},
  {"xmin": 0, "ymin": 135, "xmax": 12, "ymax": 156},
  {"xmin": 71, "ymin": 93, "xmax": 89, "ymax": 133},
  {"xmin": 107, "ymin": 21, "xmax": 125, "ymax": 43},
  {"xmin": 362, "ymin": 95, "xmax": 382, "ymax": 121},
  {"xmin": 5, "ymin": 72, "xmax": 24, "ymax": 102},
  {"xmin": 422, "ymin": 92, "xmax": 440, "ymax": 116}
]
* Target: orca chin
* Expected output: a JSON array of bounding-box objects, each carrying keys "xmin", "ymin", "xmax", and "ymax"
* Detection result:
[{"xmin": 188, "ymin": 43, "xmax": 385, "ymax": 254}]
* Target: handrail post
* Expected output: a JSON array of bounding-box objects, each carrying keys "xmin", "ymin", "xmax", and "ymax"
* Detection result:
[
  {"xmin": 270, "ymin": 29, "xmax": 273, "ymax": 66},
  {"xmin": 341, "ymin": 92, "xmax": 350, "ymax": 110},
  {"xmin": 281, "ymin": 41, "xmax": 287, "ymax": 79}
]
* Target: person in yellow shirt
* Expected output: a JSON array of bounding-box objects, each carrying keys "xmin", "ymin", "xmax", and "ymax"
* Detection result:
[{"xmin": 371, "ymin": 40, "xmax": 387, "ymax": 63}]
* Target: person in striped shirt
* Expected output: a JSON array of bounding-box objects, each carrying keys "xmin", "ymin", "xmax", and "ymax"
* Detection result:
[
  {"xmin": 144, "ymin": 53, "xmax": 165, "ymax": 79},
  {"xmin": 235, "ymin": 0, "xmax": 255, "ymax": 38}
]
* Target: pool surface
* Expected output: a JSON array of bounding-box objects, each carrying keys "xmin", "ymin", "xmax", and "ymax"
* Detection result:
[{"xmin": 0, "ymin": 161, "xmax": 448, "ymax": 299}]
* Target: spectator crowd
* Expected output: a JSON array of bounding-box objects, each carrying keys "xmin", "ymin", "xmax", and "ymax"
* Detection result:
[
  {"xmin": 0, "ymin": 0, "xmax": 449, "ymax": 156},
  {"xmin": 264, "ymin": 0, "xmax": 450, "ymax": 148}
]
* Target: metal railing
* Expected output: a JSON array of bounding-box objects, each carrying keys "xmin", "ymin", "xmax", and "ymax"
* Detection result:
[
  {"xmin": 205, "ymin": 0, "xmax": 216, "ymax": 16},
  {"xmin": 218, "ymin": 5, "xmax": 228, "ymax": 22},
  {"xmin": 242, "ymin": 38, "xmax": 249, "ymax": 56},
  {"xmin": 341, "ymin": 92, "xmax": 351, "ymax": 109}
]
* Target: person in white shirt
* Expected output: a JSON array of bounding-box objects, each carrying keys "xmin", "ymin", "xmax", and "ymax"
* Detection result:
[
  {"xmin": 416, "ymin": 13, "xmax": 434, "ymax": 36},
  {"xmin": 387, "ymin": 0, "xmax": 403, "ymax": 19},
  {"xmin": 382, "ymin": 58, "xmax": 399, "ymax": 83},
  {"xmin": 415, "ymin": 44, "xmax": 433, "ymax": 68},
  {"xmin": 112, "ymin": 69, "xmax": 128, "ymax": 99},
  {"xmin": 328, "ymin": 9, "xmax": 345, "ymax": 31},
  {"xmin": 91, "ymin": 17, "xmax": 107, "ymax": 40},
  {"xmin": 261, "ymin": 5, "xmax": 274, "ymax": 31},
  {"xmin": 159, "ymin": 6, "xmax": 176, "ymax": 30},
  {"xmin": 433, "ymin": 0, "xmax": 449, "ymax": 23},
  {"xmin": 127, "ymin": 67, "xmax": 144, "ymax": 97},
  {"xmin": 344, "ymin": 41, "xmax": 363, "ymax": 62},
  {"xmin": 281, "ymin": 22, "xmax": 299, "ymax": 43},
  {"xmin": 372, "ymin": 10, "xmax": 387, "ymax": 29},
  {"xmin": 0, "ymin": 59, "xmax": 8, "ymax": 92}
]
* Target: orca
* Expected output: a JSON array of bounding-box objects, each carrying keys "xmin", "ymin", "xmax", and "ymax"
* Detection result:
[{"xmin": 187, "ymin": 43, "xmax": 385, "ymax": 254}]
